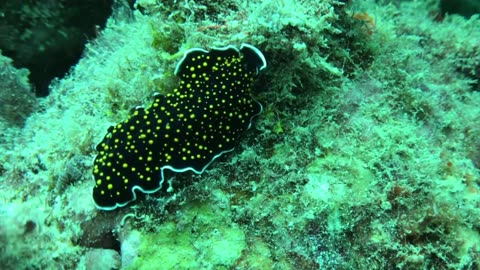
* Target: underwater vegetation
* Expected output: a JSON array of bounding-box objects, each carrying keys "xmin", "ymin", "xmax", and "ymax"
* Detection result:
[
  {"xmin": 0, "ymin": 0, "xmax": 479, "ymax": 269},
  {"xmin": 0, "ymin": 54, "xmax": 37, "ymax": 127},
  {"xmin": 0, "ymin": 0, "xmax": 114, "ymax": 96}
]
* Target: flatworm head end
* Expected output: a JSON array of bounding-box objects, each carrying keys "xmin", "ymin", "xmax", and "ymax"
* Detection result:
[{"xmin": 92, "ymin": 44, "xmax": 266, "ymax": 210}]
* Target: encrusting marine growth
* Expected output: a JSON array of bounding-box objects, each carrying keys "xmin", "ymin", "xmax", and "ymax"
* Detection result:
[{"xmin": 92, "ymin": 44, "xmax": 267, "ymax": 210}]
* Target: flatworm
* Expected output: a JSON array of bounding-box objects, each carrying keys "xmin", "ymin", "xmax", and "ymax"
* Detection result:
[{"xmin": 92, "ymin": 44, "xmax": 267, "ymax": 210}]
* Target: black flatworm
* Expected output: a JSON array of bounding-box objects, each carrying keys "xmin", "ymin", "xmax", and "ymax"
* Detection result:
[{"xmin": 92, "ymin": 44, "xmax": 266, "ymax": 210}]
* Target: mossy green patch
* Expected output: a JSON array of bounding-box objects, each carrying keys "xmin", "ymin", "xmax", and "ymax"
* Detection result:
[{"xmin": 126, "ymin": 201, "xmax": 247, "ymax": 269}]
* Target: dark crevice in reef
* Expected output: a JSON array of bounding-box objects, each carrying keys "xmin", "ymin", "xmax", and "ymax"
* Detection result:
[
  {"xmin": 0, "ymin": 0, "xmax": 115, "ymax": 97},
  {"xmin": 440, "ymin": 0, "xmax": 480, "ymax": 18}
]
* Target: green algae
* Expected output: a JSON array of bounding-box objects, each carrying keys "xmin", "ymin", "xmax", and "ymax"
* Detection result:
[{"xmin": 126, "ymin": 201, "xmax": 247, "ymax": 269}]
